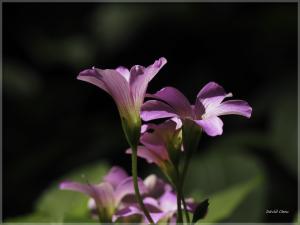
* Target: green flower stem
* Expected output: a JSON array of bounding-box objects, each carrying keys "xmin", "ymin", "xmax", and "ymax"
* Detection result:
[
  {"xmin": 131, "ymin": 146, "xmax": 154, "ymax": 224},
  {"xmin": 180, "ymin": 147, "xmax": 194, "ymax": 224},
  {"xmin": 175, "ymin": 168, "xmax": 183, "ymax": 224},
  {"xmin": 182, "ymin": 195, "xmax": 190, "ymax": 224}
]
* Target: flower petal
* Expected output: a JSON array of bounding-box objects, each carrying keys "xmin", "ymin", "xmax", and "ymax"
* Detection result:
[
  {"xmin": 193, "ymin": 98, "xmax": 206, "ymax": 119},
  {"xmin": 78, "ymin": 68, "xmax": 135, "ymax": 117},
  {"xmin": 140, "ymin": 131, "xmax": 170, "ymax": 161},
  {"xmin": 113, "ymin": 206, "xmax": 144, "ymax": 223},
  {"xmin": 209, "ymin": 100, "xmax": 252, "ymax": 118},
  {"xmin": 126, "ymin": 146, "xmax": 164, "ymax": 166},
  {"xmin": 195, "ymin": 116, "xmax": 224, "ymax": 136},
  {"xmin": 141, "ymin": 100, "xmax": 178, "ymax": 122},
  {"xmin": 144, "ymin": 174, "xmax": 172, "ymax": 198},
  {"xmin": 159, "ymin": 191, "xmax": 177, "ymax": 212},
  {"xmin": 147, "ymin": 87, "xmax": 193, "ymax": 118},
  {"xmin": 77, "ymin": 69, "xmax": 108, "ymax": 92},
  {"xmin": 60, "ymin": 181, "xmax": 116, "ymax": 215},
  {"xmin": 130, "ymin": 57, "xmax": 167, "ymax": 109},
  {"xmin": 60, "ymin": 181, "xmax": 95, "ymax": 197},
  {"xmin": 116, "ymin": 66, "xmax": 130, "ymax": 82},
  {"xmin": 197, "ymin": 82, "xmax": 232, "ymax": 110},
  {"xmin": 114, "ymin": 176, "xmax": 147, "ymax": 204},
  {"xmin": 103, "ymin": 166, "xmax": 129, "ymax": 189}
]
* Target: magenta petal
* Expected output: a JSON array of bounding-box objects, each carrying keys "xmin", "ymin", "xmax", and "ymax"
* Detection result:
[
  {"xmin": 114, "ymin": 176, "xmax": 147, "ymax": 204},
  {"xmin": 147, "ymin": 87, "xmax": 193, "ymax": 118},
  {"xmin": 130, "ymin": 57, "xmax": 167, "ymax": 109},
  {"xmin": 211, "ymin": 100, "xmax": 252, "ymax": 118},
  {"xmin": 197, "ymin": 82, "xmax": 232, "ymax": 109},
  {"xmin": 141, "ymin": 100, "xmax": 178, "ymax": 122},
  {"xmin": 195, "ymin": 116, "xmax": 224, "ymax": 136},
  {"xmin": 103, "ymin": 166, "xmax": 129, "ymax": 189},
  {"xmin": 140, "ymin": 132, "xmax": 169, "ymax": 161},
  {"xmin": 194, "ymin": 98, "xmax": 206, "ymax": 119}
]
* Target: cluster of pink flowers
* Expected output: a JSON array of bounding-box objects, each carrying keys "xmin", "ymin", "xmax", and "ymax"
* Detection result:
[
  {"xmin": 61, "ymin": 166, "xmax": 195, "ymax": 223},
  {"xmin": 59, "ymin": 57, "xmax": 252, "ymax": 224}
]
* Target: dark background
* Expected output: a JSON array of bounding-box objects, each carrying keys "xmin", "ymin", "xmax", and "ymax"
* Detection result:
[{"xmin": 3, "ymin": 3, "xmax": 298, "ymax": 223}]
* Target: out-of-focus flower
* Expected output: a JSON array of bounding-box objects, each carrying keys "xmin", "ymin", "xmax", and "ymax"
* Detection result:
[
  {"xmin": 144, "ymin": 174, "xmax": 196, "ymax": 224},
  {"xmin": 126, "ymin": 118, "xmax": 182, "ymax": 183},
  {"xmin": 141, "ymin": 82, "xmax": 252, "ymax": 136},
  {"xmin": 59, "ymin": 166, "xmax": 146, "ymax": 222},
  {"xmin": 77, "ymin": 57, "xmax": 167, "ymax": 146},
  {"xmin": 60, "ymin": 166, "xmax": 197, "ymax": 224},
  {"xmin": 114, "ymin": 174, "xmax": 197, "ymax": 224}
]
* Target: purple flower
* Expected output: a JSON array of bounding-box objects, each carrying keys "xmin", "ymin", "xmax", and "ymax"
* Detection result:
[
  {"xmin": 59, "ymin": 166, "xmax": 147, "ymax": 222},
  {"xmin": 141, "ymin": 82, "xmax": 252, "ymax": 136},
  {"xmin": 115, "ymin": 174, "xmax": 197, "ymax": 224},
  {"xmin": 144, "ymin": 175, "xmax": 196, "ymax": 223},
  {"xmin": 77, "ymin": 57, "xmax": 167, "ymax": 146},
  {"xmin": 126, "ymin": 118, "xmax": 182, "ymax": 182}
]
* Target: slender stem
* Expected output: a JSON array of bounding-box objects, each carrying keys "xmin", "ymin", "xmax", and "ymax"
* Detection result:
[
  {"xmin": 131, "ymin": 146, "xmax": 154, "ymax": 224},
  {"xmin": 180, "ymin": 152, "xmax": 192, "ymax": 224},
  {"xmin": 176, "ymin": 168, "xmax": 183, "ymax": 224},
  {"xmin": 176, "ymin": 184, "xmax": 183, "ymax": 223},
  {"xmin": 182, "ymin": 196, "xmax": 190, "ymax": 224}
]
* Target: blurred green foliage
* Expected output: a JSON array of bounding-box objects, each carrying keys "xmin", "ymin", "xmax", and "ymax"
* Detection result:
[
  {"xmin": 7, "ymin": 162, "xmax": 108, "ymax": 223},
  {"xmin": 3, "ymin": 2, "xmax": 297, "ymax": 223}
]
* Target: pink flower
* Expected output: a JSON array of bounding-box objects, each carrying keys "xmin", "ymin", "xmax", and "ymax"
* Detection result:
[
  {"xmin": 126, "ymin": 118, "xmax": 182, "ymax": 183},
  {"xmin": 59, "ymin": 166, "xmax": 147, "ymax": 222},
  {"xmin": 77, "ymin": 57, "xmax": 167, "ymax": 146},
  {"xmin": 141, "ymin": 82, "xmax": 252, "ymax": 136}
]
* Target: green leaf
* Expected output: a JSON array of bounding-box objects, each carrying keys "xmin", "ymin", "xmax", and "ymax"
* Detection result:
[
  {"xmin": 185, "ymin": 151, "xmax": 266, "ymax": 222},
  {"xmin": 5, "ymin": 212, "xmax": 53, "ymax": 223},
  {"xmin": 192, "ymin": 198, "xmax": 209, "ymax": 223},
  {"xmin": 6, "ymin": 161, "xmax": 108, "ymax": 222},
  {"xmin": 196, "ymin": 175, "xmax": 262, "ymax": 224}
]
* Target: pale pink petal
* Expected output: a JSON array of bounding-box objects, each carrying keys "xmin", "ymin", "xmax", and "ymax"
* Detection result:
[
  {"xmin": 197, "ymin": 82, "xmax": 232, "ymax": 110},
  {"xmin": 60, "ymin": 181, "xmax": 115, "ymax": 208},
  {"xmin": 208, "ymin": 100, "xmax": 252, "ymax": 118},
  {"xmin": 130, "ymin": 57, "xmax": 167, "ymax": 109},
  {"xmin": 195, "ymin": 116, "xmax": 224, "ymax": 136},
  {"xmin": 59, "ymin": 181, "xmax": 95, "ymax": 197},
  {"xmin": 147, "ymin": 87, "xmax": 193, "ymax": 118},
  {"xmin": 159, "ymin": 191, "xmax": 177, "ymax": 212},
  {"xmin": 77, "ymin": 68, "xmax": 108, "ymax": 92},
  {"xmin": 141, "ymin": 100, "xmax": 178, "ymax": 122},
  {"xmin": 116, "ymin": 66, "xmax": 130, "ymax": 82},
  {"xmin": 103, "ymin": 166, "xmax": 129, "ymax": 189},
  {"xmin": 78, "ymin": 68, "xmax": 135, "ymax": 117}
]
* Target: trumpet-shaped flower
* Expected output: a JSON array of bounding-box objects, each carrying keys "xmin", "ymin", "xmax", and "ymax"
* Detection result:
[
  {"xmin": 59, "ymin": 166, "xmax": 147, "ymax": 222},
  {"xmin": 126, "ymin": 118, "xmax": 182, "ymax": 183},
  {"xmin": 141, "ymin": 82, "xmax": 252, "ymax": 136},
  {"xmin": 77, "ymin": 57, "xmax": 167, "ymax": 146}
]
